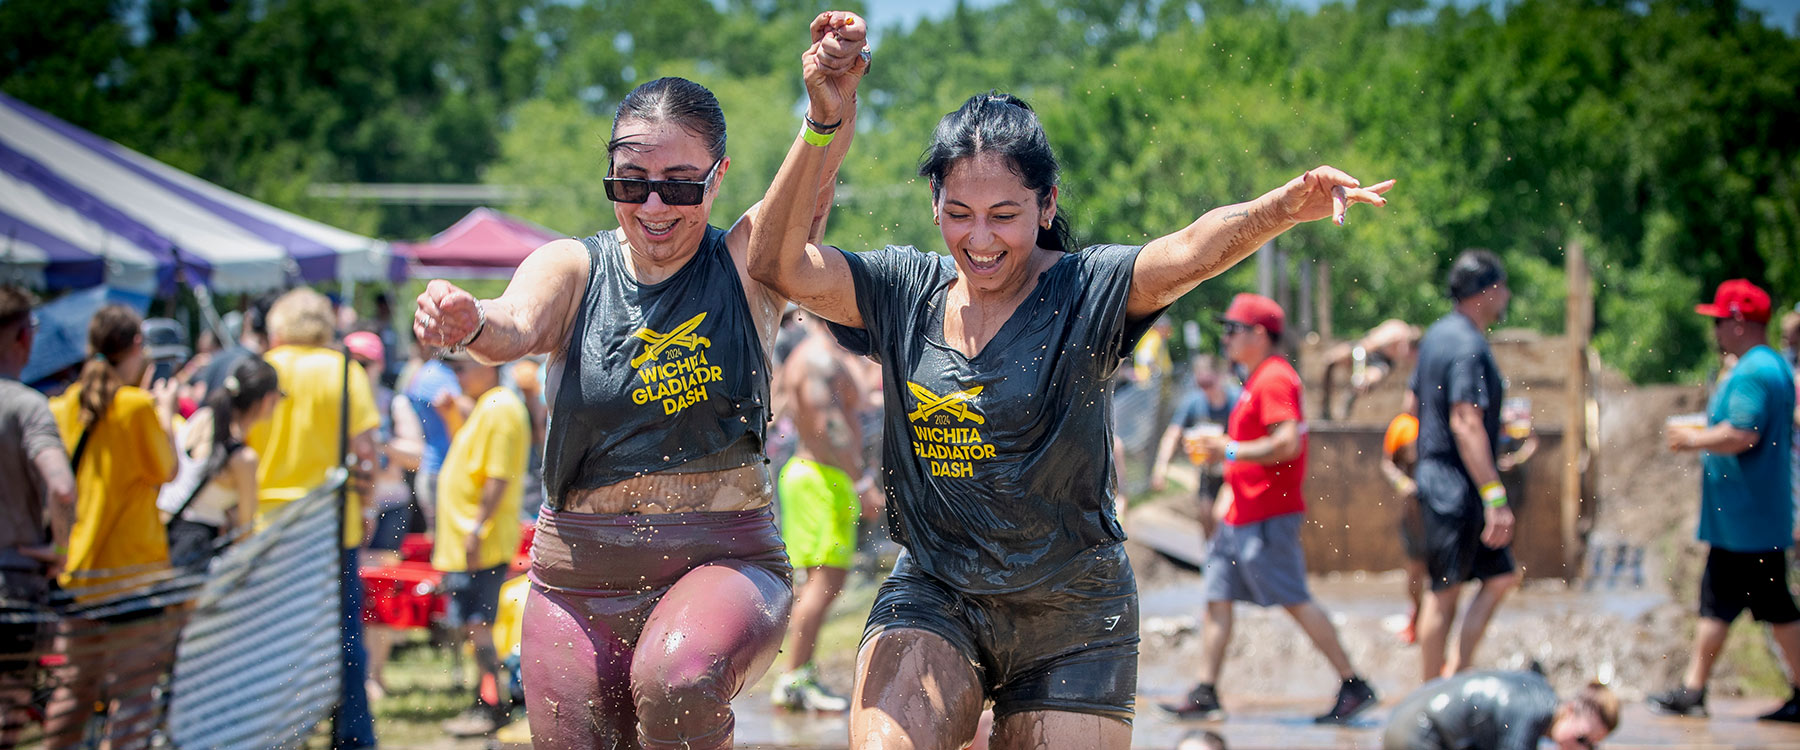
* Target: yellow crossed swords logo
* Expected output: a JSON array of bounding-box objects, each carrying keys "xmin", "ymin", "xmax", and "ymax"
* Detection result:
[
  {"xmin": 907, "ymin": 382, "xmax": 985, "ymax": 425},
  {"xmin": 630, "ymin": 312, "xmax": 712, "ymax": 368}
]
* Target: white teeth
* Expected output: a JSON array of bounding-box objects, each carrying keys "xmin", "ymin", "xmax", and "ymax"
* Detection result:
[
  {"xmin": 970, "ymin": 251, "xmax": 1002, "ymax": 265},
  {"xmin": 643, "ymin": 220, "xmax": 675, "ymax": 232}
]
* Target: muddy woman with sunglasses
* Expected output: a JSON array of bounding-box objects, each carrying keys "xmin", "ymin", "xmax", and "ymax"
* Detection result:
[
  {"xmin": 412, "ymin": 14, "xmax": 870, "ymax": 748},
  {"xmin": 750, "ymin": 34, "xmax": 1393, "ymax": 750}
]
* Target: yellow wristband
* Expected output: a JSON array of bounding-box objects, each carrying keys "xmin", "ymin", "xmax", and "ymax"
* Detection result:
[
  {"xmin": 1479, "ymin": 481, "xmax": 1507, "ymax": 508},
  {"xmin": 801, "ymin": 124, "xmax": 835, "ymax": 148}
]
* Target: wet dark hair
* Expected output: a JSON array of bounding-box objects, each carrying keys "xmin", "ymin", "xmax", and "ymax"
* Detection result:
[
  {"xmin": 608, "ymin": 77, "xmax": 728, "ymax": 164},
  {"xmin": 919, "ymin": 92, "xmax": 1076, "ymax": 253},
  {"xmin": 1448, "ymin": 249, "xmax": 1507, "ymax": 301},
  {"xmin": 201, "ymin": 356, "xmax": 280, "ymax": 484}
]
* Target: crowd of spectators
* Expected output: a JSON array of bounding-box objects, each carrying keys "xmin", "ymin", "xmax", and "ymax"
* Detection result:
[{"xmin": 0, "ymin": 284, "xmax": 546, "ymax": 749}]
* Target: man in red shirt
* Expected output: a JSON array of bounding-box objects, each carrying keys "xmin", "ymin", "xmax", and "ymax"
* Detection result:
[{"xmin": 1161, "ymin": 294, "xmax": 1377, "ymax": 724}]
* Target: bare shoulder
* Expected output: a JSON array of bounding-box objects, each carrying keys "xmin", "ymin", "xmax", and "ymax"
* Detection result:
[
  {"xmin": 797, "ymin": 338, "xmax": 840, "ymax": 378},
  {"xmin": 522, "ymin": 237, "xmax": 591, "ymax": 276}
]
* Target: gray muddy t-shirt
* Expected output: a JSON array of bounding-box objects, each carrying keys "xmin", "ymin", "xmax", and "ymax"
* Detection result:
[
  {"xmin": 0, "ymin": 378, "xmax": 64, "ymax": 554},
  {"xmin": 829, "ymin": 244, "xmax": 1157, "ymax": 594}
]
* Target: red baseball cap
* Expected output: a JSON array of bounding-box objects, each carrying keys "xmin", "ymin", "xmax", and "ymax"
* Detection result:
[
  {"xmin": 344, "ymin": 331, "xmax": 385, "ymax": 364},
  {"xmin": 1694, "ymin": 279, "xmax": 1772, "ymax": 324},
  {"xmin": 1220, "ymin": 293, "xmax": 1285, "ymax": 336}
]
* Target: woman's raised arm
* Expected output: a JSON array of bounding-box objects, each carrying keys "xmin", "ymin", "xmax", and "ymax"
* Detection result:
[
  {"xmin": 1127, "ymin": 166, "xmax": 1394, "ymax": 319},
  {"xmin": 746, "ymin": 11, "xmax": 870, "ymax": 329}
]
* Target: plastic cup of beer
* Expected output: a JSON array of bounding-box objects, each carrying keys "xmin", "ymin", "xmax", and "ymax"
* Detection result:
[
  {"xmin": 1185, "ymin": 423, "xmax": 1225, "ymax": 464},
  {"xmin": 1502, "ymin": 397, "xmax": 1533, "ymax": 440}
]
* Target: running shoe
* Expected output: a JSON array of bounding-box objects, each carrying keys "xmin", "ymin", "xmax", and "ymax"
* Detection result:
[
  {"xmin": 1314, "ymin": 676, "xmax": 1378, "ymax": 725},
  {"xmin": 1159, "ymin": 683, "xmax": 1226, "ymax": 721},
  {"xmin": 1757, "ymin": 689, "xmax": 1800, "ymax": 723},
  {"xmin": 771, "ymin": 664, "xmax": 850, "ymax": 712},
  {"xmin": 1647, "ymin": 685, "xmax": 1708, "ymax": 717}
]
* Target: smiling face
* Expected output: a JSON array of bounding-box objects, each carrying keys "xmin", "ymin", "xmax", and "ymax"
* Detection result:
[
  {"xmin": 934, "ymin": 152, "xmax": 1057, "ymax": 298},
  {"xmin": 609, "ymin": 118, "xmax": 727, "ymax": 268}
]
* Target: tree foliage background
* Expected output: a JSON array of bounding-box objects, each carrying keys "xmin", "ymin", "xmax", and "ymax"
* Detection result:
[{"xmin": 4, "ymin": 0, "xmax": 1796, "ymax": 383}]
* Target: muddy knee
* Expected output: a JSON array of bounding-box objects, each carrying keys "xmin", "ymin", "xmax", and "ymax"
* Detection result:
[{"xmin": 632, "ymin": 658, "xmax": 734, "ymax": 750}]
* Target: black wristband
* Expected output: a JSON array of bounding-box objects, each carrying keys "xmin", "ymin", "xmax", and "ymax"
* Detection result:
[{"xmin": 804, "ymin": 115, "xmax": 842, "ymax": 133}]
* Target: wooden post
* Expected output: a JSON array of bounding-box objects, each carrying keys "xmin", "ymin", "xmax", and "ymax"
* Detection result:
[
  {"xmin": 1257, "ymin": 241, "xmax": 1275, "ymax": 298},
  {"xmin": 1298, "ymin": 257, "xmax": 1314, "ymax": 339},
  {"xmin": 1562, "ymin": 240, "xmax": 1591, "ymax": 578},
  {"xmin": 1316, "ymin": 259, "xmax": 1333, "ymax": 341}
]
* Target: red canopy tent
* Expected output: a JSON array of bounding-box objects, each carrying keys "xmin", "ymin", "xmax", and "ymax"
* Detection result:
[{"xmin": 396, "ymin": 207, "xmax": 565, "ymax": 278}]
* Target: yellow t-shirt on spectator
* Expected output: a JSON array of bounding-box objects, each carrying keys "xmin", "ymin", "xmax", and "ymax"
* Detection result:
[
  {"xmin": 248, "ymin": 345, "xmax": 381, "ymax": 548},
  {"xmin": 49, "ymin": 385, "xmax": 175, "ymax": 589},
  {"xmin": 433, "ymin": 387, "xmax": 527, "ymax": 572},
  {"xmin": 1133, "ymin": 327, "xmax": 1172, "ymax": 383}
]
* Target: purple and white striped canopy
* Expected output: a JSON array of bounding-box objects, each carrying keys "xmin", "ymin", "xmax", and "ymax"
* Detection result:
[{"xmin": 0, "ymin": 92, "xmax": 392, "ymax": 294}]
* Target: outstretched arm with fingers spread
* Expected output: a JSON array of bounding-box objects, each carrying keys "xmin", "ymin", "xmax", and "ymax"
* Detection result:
[{"xmin": 1128, "ymin": 167, "xmax": 1395, "ymax": 319}]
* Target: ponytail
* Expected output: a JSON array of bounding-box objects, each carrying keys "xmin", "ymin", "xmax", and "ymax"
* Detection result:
[
  {"xmin": 200, "ymin": 356, "xmax": 280, "ymax": 482},
  {"xmin": 78, "ymin": 305, "xmax": 143, "ymax": 427},
  {"xmin": 1039, "ymin": 212, "xmax": 1076, "ymax": 254}
]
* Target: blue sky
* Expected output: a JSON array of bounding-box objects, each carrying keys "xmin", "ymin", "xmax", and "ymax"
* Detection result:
[{"xmin": 862, "ymin": 0, "xmax": 1800, "ymax": 37}]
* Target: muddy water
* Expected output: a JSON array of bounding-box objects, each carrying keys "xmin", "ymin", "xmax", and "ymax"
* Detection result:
[{"xmin": 720, "ymin": 573, "xmax": 1800, "ymax": 749}]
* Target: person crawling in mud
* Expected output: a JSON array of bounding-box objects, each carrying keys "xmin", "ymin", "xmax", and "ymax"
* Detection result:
[{"xmin": 1383, "ymin": 669, "xmax": 1618, "ymax": 750}]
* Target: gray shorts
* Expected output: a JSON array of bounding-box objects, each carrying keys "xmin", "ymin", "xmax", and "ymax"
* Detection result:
[{"xmin": 1203, "ymin": 512, "xmax": 1311, "ymax": 607}]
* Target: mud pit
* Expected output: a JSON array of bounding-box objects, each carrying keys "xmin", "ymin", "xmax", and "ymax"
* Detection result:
[{"xmin": 717, "ymin": 379, "xmax": 1800, "ymax": 748}]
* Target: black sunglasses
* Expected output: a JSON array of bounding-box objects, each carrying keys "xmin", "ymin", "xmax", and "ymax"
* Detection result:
[
  {"xmin": 604, "ymin": 160, "xmax": 721, "ymax": 206},
  {"xmin": 1221, "ymin": 321, "xmax": 1253, "ymax": 336}
]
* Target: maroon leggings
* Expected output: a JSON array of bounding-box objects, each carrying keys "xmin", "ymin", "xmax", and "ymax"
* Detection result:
[{"xmin": 522, "ymin": 505, "xmax": 792, "ymax": 750}]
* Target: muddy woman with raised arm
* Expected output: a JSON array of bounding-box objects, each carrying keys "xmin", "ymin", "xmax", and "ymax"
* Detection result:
[
  {"xmin": 412, "ymin": 14, "xmax": 870, "ymax": 749},
  {"xmin": 749, "ymin": 52, "xmax": 1393, "ymax": 749}
]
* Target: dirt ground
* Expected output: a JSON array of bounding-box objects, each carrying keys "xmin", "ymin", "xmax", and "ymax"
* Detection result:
[{"xmin": 1131, "ymin": 375, "xmax": 1792, "ymax": 709}]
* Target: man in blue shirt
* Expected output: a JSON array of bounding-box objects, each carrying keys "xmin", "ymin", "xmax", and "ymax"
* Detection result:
[
  {"xmin": 1150, "ymin": 354, "xmax": 1240, "ymax": 539},
  {"xmin": 1650, "ymin": 279, "xmax": 1800, "ymax": 723},
  {"xmin": 405, "ymin": 354, "xmax": 462, "ymax": 529}
]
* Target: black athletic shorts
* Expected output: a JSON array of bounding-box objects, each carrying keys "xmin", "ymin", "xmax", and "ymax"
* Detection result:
[
  {"xmin": 443, "ymin": 564, "xmax": 508, "ymax": 626},
  {"xmin": 1700, "ymin": 547, "xmax": 1800, "ymax": 624},
  {"xmin": 863, "ymin": 544, "xmax": 1139, "ymax": 722},
  {"xmin": 1398, "ymin": 496, "xmax": 1427, "ymax": 562},
  {"xmin": 1416, "ymin": 462, "xmax": 1515, "ymax": 591}
]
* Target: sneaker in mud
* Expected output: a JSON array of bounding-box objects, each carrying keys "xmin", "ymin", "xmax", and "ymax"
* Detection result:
[
  {"xmin": 1159, "ymin": 683, "xmax": 1225, "ymax": 722},
  {"xmin": 1757, "ymin": 690, "xmax": 1800, "ymax": 723},
  {"xmin": 1647, "ymin": 685, "xmax": 1708, "ymax": 717},
  {"xmin": 442, "ymin": 701, "xmax": 508, "ymax": 737},
  {"xmin": 1314, "ymin": 676, "xmax": 1377, "ymax": 725},
  {"xmin": 771, "ymin": 664, "xmax": 849, "ymax": 712}
]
